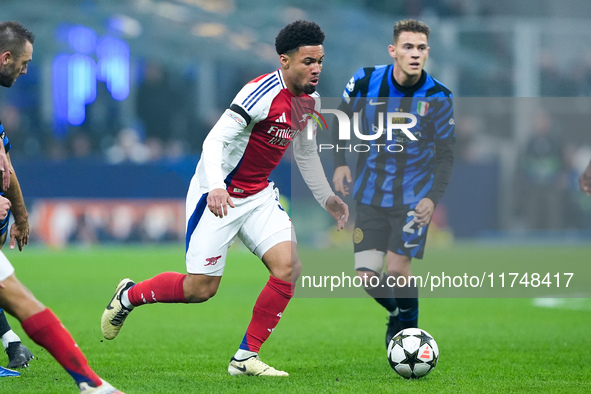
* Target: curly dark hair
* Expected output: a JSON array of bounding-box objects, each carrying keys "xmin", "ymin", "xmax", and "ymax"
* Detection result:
[
  {"xmin": 0, "ymin": 21, "xmax": 35, "ymax": 57},
  {"xmin": 275, "ymin": 20, "xmax": 325, "ymax": 55},
  {"xmin": 393, "ymin": 19, "xmax": 429, "ymax": 43}
]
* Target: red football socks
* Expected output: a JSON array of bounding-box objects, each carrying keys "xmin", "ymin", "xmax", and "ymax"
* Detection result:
[
  {"xmin": 127, "ymin": 272, "xmax": 187, "ymax": 306},
  {"xmin": 22, "ymin": 308, "xmax": 102, "ymax": 386},
  {"xmin": 240, "ymin": 276, "xmax": 293, "ymax": 353}
]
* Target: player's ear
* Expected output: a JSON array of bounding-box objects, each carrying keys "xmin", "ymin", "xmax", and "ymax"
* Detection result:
[
  {"xmin": 388, "ymin": 44, "xmax": 396, "ymax": 59},
  {"xmin": 279, "ymin": 53, "xmax": 290, "ymax": 69},
  {"xmin": 0, "ymin": 51, "xmax": 11, "ymax": 65}
]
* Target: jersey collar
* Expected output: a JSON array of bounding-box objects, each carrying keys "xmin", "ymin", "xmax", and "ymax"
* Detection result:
[
  {"xmin": 276, "ymin": 68, "xmax": 287, "ymax": 90},
  {"xmin": 390, "ymin": 66, "xmax": 427, "ymax": 96}
]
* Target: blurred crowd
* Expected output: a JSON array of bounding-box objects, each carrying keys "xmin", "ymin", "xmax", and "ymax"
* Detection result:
[
  {"xmin": 30, "ymin": 200, "xmax": 185, "ymax": 247},
  {"xmin": 455, "ymin": 107, "xmax": 591, "ymax": 232},
  {"xmin": 518, "ymin": 112, "xmax": 591, "ymax": 231},
  {"xmin": 1, "ymin": 62, "xmax": 213, "ymax": 163}
]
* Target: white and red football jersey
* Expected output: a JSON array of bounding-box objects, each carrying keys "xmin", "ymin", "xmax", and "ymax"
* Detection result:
[{"xmin": 195, "ymin": 68, "xmax": 322, "ymax": 199}]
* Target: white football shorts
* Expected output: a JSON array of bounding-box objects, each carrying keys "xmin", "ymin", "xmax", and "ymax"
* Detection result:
[
  {"xmin": 0, "ymin": 251, "xmax": 15, "ymax": 282},
  {"xmin": 185, "ymin": 181, "xmax": 295, "ymax": 276}
]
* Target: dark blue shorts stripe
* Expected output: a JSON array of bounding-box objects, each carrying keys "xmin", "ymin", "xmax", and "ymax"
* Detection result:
[{"xmin": 185, "ymin": 193, "xmax": 208, "ymax": 252}]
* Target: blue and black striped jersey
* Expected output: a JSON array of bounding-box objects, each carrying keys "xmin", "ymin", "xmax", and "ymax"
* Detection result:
[
  {"xmin": 0, "ymin": 121, "xmax": 11, "ymax": 239},
  {"xmin": 334, "ymin": 65, "xmax": 455, "ymax": 207}
]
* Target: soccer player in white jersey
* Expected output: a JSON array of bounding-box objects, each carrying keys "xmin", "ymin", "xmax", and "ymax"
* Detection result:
[{"xmin": 101, "ymin": 20, "xmax": 349, "ymax": 376}]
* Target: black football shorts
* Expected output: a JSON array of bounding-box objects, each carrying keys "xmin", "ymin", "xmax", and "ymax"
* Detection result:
[{"xmin": 353, "ymin": 201, "xmax": 429, "ymax": 259}]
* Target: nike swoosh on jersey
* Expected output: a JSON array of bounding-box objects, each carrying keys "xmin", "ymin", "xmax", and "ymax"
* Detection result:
[
  {"xmin": 368, "ymin": 99, "xmax": 385, "ymax": 105},
  {"xmin": 403, "ymin": 242, "xmax": 419, "ymax": 248}
]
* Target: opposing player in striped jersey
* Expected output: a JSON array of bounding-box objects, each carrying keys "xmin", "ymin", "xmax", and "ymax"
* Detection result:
[
  {"xmin": 0, "ymin": 21, "xmax": 123, "ymax": 392},
  {"xmin": 332, "ymin": 19, "xmax": 455, "ymax": 347},
  {"xmin": 101, "ymin": 20, "xmax": 349, "ymax": 376},
  {"xmin": 0, "ymin": 121, "xmax": 35, "ymax": 372}
]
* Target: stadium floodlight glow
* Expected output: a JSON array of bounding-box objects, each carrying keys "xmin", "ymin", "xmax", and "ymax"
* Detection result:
[
  {"xmin": 53, "ymin": 25, "xmax": 130, "ymax": 129},
  {"xmin": 67, "ymin": 54, "xmax": 97, "ymax": 125},
  {"xmin": 97, "ymin": 37, "xmax": 130, "ymax": 101},
  {"xmin": 68, "ymin": 25, "xmax": 97, "ymax": 54}
]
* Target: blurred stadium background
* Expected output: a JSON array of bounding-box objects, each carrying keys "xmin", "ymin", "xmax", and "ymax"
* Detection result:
[{"xmin": 2, "ymin": 0, "xmax": 591, "ymax": 247}]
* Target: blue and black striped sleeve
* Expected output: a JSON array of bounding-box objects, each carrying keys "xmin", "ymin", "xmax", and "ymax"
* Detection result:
[{"xmin": 426, "ymin": 97, "xmax": 455, "ymax": 206}]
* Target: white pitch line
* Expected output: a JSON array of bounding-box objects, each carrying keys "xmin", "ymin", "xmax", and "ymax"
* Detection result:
[{"xmin": 532, "ymin": 297, "xmax": 591, "ymax": 311}]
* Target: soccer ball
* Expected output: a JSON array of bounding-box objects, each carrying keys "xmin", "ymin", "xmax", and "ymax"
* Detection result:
[{"xmin": 387, "ymin": 328, "xmax": 439, "ymax": 379}]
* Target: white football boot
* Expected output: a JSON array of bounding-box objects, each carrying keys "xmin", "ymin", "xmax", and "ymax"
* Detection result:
[
  {"xmin": 101, "ymin": 279, "xmax": 135, "ymax": 340},
  {"xmin": 79, "ymin": 379, "xmax": 124, "ymax": 393},
  {"xmin": 228, "ymin": 356, "xmax": 289, "ymax": 376}
]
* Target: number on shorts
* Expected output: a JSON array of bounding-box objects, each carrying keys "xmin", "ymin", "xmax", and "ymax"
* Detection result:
[{"xmin": 403, "ymin": 210, "xmax": 424, "ymax": 236}]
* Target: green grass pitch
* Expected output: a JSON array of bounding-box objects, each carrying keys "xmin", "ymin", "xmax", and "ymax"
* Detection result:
[{"xmin": 1, "ymin": 243, "xmax": 590, "ymax": 393}]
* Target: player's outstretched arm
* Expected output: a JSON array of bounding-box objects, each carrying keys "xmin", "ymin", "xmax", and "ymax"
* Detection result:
[
  {"xmin": 0, "ymin": 143, "xmax": 11, "ymax": 192},
  {"xmin": 293, "ymin": 133, "xmax": 349, "ymax": 230},
  {"xmin": 580, "ymin": 159, "xmax": 591, "ymax": 196},
  {"xmin": 201, "ymin": 110, "xmax": 246, "ymax": 194},
  {"xmin": 332, "ymin": 165, "xmax": 352, "ymax": 196},
  {"xmin": 200, "ymin": 108, "xmax": 247, "ymax": 218},
  {"xmin": 293, "ymin": 123, "xmax": 342, "ymax": 211}
]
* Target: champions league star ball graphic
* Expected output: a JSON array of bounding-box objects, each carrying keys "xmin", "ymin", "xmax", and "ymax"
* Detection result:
[{"xmin": 387, "ymin": 328, "xmax": 439, "ymax": 379}]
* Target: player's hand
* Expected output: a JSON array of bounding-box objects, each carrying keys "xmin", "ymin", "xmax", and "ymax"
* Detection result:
[
  {"xmin": 10, "ymin": 219, "xmax": 29, "ymax": 251},
  {"xmin": 207, "ymin": 188, "xmax": 235, "ymax": 218},
  {"xmin": 580, "ymin": 162, "xmax": 591, "ymax": 196},
  {"xmin": 0, "ymin": 146, "xmax": 12, "ymax": 192},
  {"xmin": 0, "ymin": 196, "xmax": 10, "ymax": 220},
  {"xmin": 413, "ymin": 198, "xmax": 434, "ymax": 228},
  {"xmin": 326, "ymin": 195, "xmax": 349, "ymax": 231},
  {"xmin": 333, "ymin": 166, "xmax": 352, "ymax": 196}
]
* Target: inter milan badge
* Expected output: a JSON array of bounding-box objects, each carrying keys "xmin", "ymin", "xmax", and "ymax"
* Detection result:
[{"xmin": 353, "ymin": 228, "xmax": 364, "ymax": 244}]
